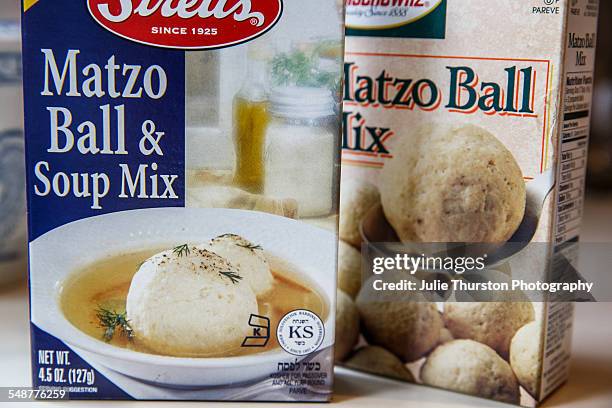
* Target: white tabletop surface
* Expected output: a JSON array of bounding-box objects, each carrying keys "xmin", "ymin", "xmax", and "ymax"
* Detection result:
[{"xmin": 1, "ymin": 196, "xmax": 611, "ymax": 407}]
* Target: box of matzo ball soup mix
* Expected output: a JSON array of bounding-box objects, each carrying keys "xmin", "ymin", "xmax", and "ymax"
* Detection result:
[
  {"xmin": 338, "ymin": 1, "xmax": 599, "ymax": 407},
  {"xmin": 22, "ymin": 0, "xmax": 344, "ymax": 401}
]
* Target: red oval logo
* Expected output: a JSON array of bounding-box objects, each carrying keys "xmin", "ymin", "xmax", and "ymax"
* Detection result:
[{"xmin": 87, "ymin": 0, "xmax": 283, "ymax": 49}]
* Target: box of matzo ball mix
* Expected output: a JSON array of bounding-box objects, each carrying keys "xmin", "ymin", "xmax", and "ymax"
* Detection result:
[
  {"xmin": 338, "ymin": 1, "xmax": 599, "ymax": 407},
  {"xmin": 22, "ymin": 0, "xmax": 344, "ymax": 401}
]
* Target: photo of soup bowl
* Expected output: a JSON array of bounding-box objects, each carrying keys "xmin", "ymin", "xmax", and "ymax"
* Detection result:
[{"xmin": 29, "ymin": 208, "xmax": 336, "ymax": 388}]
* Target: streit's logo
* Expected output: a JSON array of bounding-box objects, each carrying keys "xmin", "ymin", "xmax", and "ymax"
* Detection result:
[{"xmin": 88, "ymin": 0, "xmax": 283, "ymax": 49}]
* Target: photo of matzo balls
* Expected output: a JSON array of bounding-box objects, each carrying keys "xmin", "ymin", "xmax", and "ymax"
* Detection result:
[
  {"xmin": 340, "ymin": 179, "xmax": 380, "ymax": 247},
  {"xmin": 345, "ymin": 346, "xmax": 414, "ymax": 382},
  {"xmin": 337, "ymin": 240, "xmax": 362, "ymax": 299},
  {"xmin": 510, "ymin": 321, "xmax": 543, "ymax": 397},
  {"xmin": 335, "ymin": 289, "xmax": 360, "ymax": 362},
  {"xmin": 356, "ymin": 273, "xmax": 442, "ymax": 362},
  {"xmin": 380, "ymin": 124, "xmax": 526, "ymax": 244},
  {"xmin": 421, "ymin": 339, "xmax": 520, "ymax": 404},
  {"xmin": 443, "ymin": 301, "xmax": 534, "ymax": 359},
  {"xmin": 439, "ymin": 327, "xmax": 454, "ymax": 344}
]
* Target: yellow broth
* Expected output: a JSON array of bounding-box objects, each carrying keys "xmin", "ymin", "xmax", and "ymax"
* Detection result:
[{"xmin": 60, "ymin": 248, "xmax": 328, "ymax": 357}]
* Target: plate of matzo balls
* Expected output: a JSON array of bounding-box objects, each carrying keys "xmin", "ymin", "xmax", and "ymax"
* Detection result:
[{"xmin": 336, "ymin": 123, "xmax": 548, "ymax": 405}]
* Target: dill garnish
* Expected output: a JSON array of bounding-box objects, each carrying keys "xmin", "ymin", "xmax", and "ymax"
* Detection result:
[
  {"xmin": 217, "ymin": 233, "xmax": 238, "ymax": 239},
  {"xmin": 95, "ymin": 307, "xmax": 134, "ymax": 342},
  {"xmin": 219, "ymin": 271, "xmax": 243, "ymax": 284},
  {"xmin": 237, "ymin": 243, "xmax": 263, "ymax": 251},
  {"xmin": 173, "ymin": 244, "xmax": 190, "ymax": 257}
]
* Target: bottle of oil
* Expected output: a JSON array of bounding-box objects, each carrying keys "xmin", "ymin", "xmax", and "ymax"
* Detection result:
[{"xmin": 233, "ymin": 46, "xmax": 269, "ymax": 194}]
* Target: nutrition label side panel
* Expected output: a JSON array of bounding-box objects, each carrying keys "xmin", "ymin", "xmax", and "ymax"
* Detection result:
[
  {"xmin": 554, "ymin": 0, "xmax": 598, "ymax": 245},
  {"xmin": 541, "ymin": 302, "xmax": 575, "ymax": 399},
  {"xmin": 544, "ymin": 0, "xmax": 599, "ymax": 401}
]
